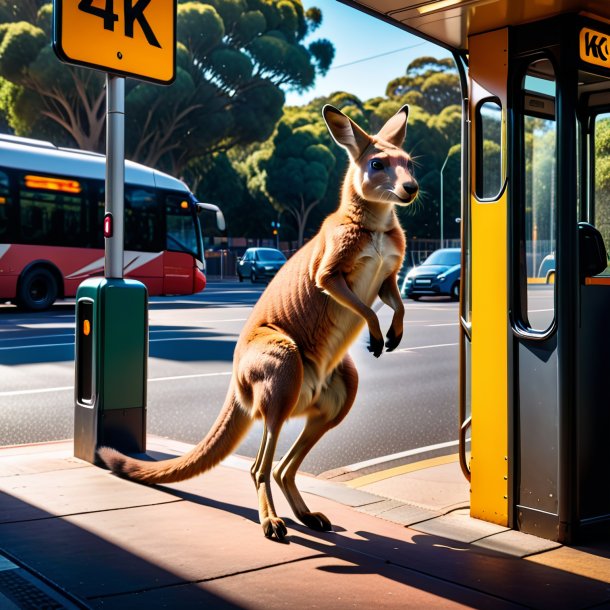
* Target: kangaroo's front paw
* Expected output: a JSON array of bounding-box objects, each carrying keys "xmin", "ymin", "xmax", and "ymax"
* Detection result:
[
  {"xmin": 385, "ymin": 327, "xmax": 403, "ymax": 352},
  {"xmin": 367, "ymin": 333, "xmax": 384, "ymax": 358},
  {"xmin": 300, "ymin": 511, "xmax": 333, "ymax": 532},
  {"xmin": 262, "ymin": 517, "xmax": 288, "ymax": 541}
]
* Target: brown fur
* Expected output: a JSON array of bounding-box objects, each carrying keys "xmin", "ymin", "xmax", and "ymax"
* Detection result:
[{"xmin": 98, "ymin": 105, "xmax": 418, "ymax": 540}]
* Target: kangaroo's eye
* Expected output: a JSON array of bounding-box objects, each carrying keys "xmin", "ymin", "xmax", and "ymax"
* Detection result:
[{"xmin": 370, "ymin": 159, "xmax": 384, "ymax": 171}]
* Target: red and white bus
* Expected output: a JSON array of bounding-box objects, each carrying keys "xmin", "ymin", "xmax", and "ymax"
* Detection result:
[{"xmin": 0, "ymin": 134, "xmax": 225, "ymax": 310}]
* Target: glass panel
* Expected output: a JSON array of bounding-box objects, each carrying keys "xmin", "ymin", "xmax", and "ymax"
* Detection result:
[
  {"xmin": 476, "ymin": 100, "xmax": 502, "ymax": 199},
  {"xmin": 18, "ymin": 174, "xmax": 84, "ymax": 246},
  {"xmin": 0, "ymin": 170, "xmax": 11, "ymax": 240},
  {"xmin": 523, "ymin": 60, "xmax": 556, "ymax": 332},
  {"xmin": 124, "ymin": 187, "xmax": 162, "ymax": 252},
  {"xmin": 595, "ymin": 113, "xmax": 610, "ymax": 249},
  {"xmin": 165, "ymin": 194, "xmax": 200, "ymax": 259}
]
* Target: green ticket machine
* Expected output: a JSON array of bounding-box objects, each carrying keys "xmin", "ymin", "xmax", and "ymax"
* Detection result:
[{"xmin": 74, "ymin": 278, "xmax": 148, "ymax": 464}]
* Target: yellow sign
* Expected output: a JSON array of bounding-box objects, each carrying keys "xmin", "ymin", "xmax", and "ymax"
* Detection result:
[
  {"xmin": 53, "ymin": 0, "xmax": 176, "ymax": 84},
  {"xmin": 580, "ymin": 27, "xmax": 610, "ymax": 71}
]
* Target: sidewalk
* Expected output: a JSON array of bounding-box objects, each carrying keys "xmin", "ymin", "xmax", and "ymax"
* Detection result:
[{"xmin": 0, "ymin": 437, "xmax": 609, "ymax": 609}]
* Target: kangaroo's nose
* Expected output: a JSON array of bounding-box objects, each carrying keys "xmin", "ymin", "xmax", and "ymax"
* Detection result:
[{"xmin": 403, "ymin": 181, "xmax": 418, "ymax": 195}]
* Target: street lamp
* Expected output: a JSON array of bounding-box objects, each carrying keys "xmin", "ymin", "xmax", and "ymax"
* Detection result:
[{"xmin": 440, "ymin": 150, "xmax": 450, "ymax": 248}]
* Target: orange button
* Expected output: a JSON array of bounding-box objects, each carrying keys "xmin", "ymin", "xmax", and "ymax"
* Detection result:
[{"xmin": 83, "ymin": 319, "xmax": 91, "ymax": 336}]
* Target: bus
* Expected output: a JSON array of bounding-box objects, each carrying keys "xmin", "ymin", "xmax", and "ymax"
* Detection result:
[
  {"xmin": 0, "ymin": 134, "xmax": 225, "ymax": 311},
  {"xmin": 343, "ymin": 0, "xmax": 610, "ymax": 543}
]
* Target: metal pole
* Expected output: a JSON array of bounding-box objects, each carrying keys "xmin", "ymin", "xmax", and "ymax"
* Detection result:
[
  {"xmin": 105, "ymin": 74, "xmax": 125, "ymax": 279},
  {"xmin": 440, "ymin": 151, "xmax": 450, "ymax": 249}
]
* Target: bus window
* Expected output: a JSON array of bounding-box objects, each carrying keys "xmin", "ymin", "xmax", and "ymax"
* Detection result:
[
  {"xmin": 475, "ymin": 99, "xmax": 502, "ymax": 200},
  {"xmin": 594, "ymin": 113, "xmax": 610, "ymax": 250},
  {"xmin": 125, "ymin": 187, "xmax": 163, "ymax": 252},
  {"xmin": 18, "ymin": 173, "xmax": 84, "ymax": 247},
  {"xmin": 0, "ymin": 170, "xmax": 10, "ymax": 240},
  {"xmin": 165, "ymin": 194, "xmax": 202, "ymax": 260},
  {"xmin": 522, "ymin": 59, "xmax": 556, "ymax": 332}
]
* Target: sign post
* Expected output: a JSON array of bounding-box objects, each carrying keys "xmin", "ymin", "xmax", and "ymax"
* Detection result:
[
  {"xmin": 53, "ymin": 0, "xmax": 176, "ymax": 463},
  {"xmin": 105, "ymin": 74, "xmax": 125, "ymax": 279}
]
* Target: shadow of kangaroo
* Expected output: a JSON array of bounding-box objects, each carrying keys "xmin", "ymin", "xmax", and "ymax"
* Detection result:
[{"xmin": 98, "ymin": 105, "xmax": 419, "ymax": 541}]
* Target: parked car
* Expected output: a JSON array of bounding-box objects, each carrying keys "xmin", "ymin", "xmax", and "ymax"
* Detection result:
[
  {"xmin": 237, "ymin": 247, "xmax": 287, "ymax": 283},
  {"xmin": 401, "ymin": 248, "xmax": 461, "ymax": 300},
  {"xmin": 537, "ymin": 252, "xmax": 555, "ymax": 282}
]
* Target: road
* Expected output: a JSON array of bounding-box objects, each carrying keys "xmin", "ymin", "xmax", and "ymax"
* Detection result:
[{"xmin": 0, "ymin": 281, "xmax": 460, "ymax": 475}]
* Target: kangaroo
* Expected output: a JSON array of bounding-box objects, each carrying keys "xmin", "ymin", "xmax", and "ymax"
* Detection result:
[{"xmin": 98, "ymin": 105, "xmax": 418, "ymax": 541}]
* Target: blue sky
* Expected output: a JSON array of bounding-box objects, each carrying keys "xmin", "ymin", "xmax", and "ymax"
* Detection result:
[{"xmin": 284, "ymin": 1, "xmax": 451, "ymax": 106}]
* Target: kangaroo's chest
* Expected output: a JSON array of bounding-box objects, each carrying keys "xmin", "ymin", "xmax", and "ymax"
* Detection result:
[{"xmin": 348, "ymin": 231, "xmax": 403, "ymax": 304}]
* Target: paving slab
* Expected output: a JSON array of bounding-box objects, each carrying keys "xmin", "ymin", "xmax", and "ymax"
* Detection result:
[
  {"xmin": 526, "ymin": 544, "xmax": 610, "ymax": 583},
  {"xmin": 1, "ymin": 438, "xmax": 609, "ymax": 610},
  {"xmin": 0, "ymin": 466, "xmax": 180, "ymax": 523},
  {"xmin": 410, "ymin": 508, "xmax": 510, "ymax": 543},
  {"xmin": 373, "ymin": 503, "xmax": 441, "ymax": 527},
  {"xmin": 356, "ymin": 498, "xmax": 405, "ymax": 516},
  {"xmin": 87, "ymin": 554, "xmax": 524, "ymax": 610},
  {"xmin": 473, "ymin": 529, "xmax": 562, "ymax": 558},
  {"xmin": 0, "ymin": 500, "xmax": 323, "ymax": 601},
  {"xmin": 355, "ymin": 461, "xmax": 471, "ymax": 512}
]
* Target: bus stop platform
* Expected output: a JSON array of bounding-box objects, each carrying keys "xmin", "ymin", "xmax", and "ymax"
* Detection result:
[{"xmin": 0, "ymin": 436, "xmax": 609, "ymax": 609}]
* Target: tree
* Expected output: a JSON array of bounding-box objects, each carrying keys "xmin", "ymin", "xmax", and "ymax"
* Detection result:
[
  {"xmin": 386, "ymin": 56, "xmax": 460, "ymax": 115},
  {"xmin": 0, "ymin": 0, "xmax": 334, "ymax": 176},
  {"xmin": 255, "ymin": 117, "xmax": 335, "ymax": 246},
  {"xmin": 595, "ymin": 117, "xmax": 610, "ymax": 248}
]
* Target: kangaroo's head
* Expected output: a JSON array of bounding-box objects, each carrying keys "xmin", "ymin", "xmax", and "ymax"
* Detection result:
[{"xmin": 323, "ymin": 105, "xmax": 418, "ymax": 207}]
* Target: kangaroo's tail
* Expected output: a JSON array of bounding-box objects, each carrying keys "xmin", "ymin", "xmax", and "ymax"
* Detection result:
[{"xmin": 97, "ymin": 382, "xmax": 252, "ymax": 485}]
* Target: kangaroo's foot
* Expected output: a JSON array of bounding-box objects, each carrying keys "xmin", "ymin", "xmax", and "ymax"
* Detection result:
[
  {"xmin": 299, "ymin": 511, "xmax": 332, "ymax": 532},
  {"xmin": 262, "ymin": 516, "xmax": 288, "ymax": 541}
]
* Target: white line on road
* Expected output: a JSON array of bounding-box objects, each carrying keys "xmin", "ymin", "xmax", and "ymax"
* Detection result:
[
  {"xmin": 0, "ymin": 371, "xmax": 233, "ymax": 397},
  {"xmin": 148, "ymin": 372, "xmax": 232, "ymax": 382},
  {"xmin": 391, "ymin": 342, "xmax": 458, "ymax": 353},
  {"xmin": 0, "ymin": 342, "xmax": 73, "ymax": 351},
  {"xmin": 343, "ymin": 439, "xmax": 461, "ymax": 472},
  {"xmin": 427, "ymin": 323, "xmax": 459, "ymax": 327}
]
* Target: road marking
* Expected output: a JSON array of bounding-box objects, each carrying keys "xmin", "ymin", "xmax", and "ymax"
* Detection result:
[
  {"xmin": 148, "ymin": 372, "xmax": 231, "ymax": 382},
  {"xmin": 0, "ymin": 386, "xmax": 73, "ymax": 396},
  {"xmin": 0, "ymin": 372, "xmax": 232, "ymax": 397},
  {"xmin": 347, "ymin": 454, "xmax": 459, "ymax": 488},
  {"xmin": 0, "ymin": 342, "xmax": 73, "ymax": 351},
  {"xmin": 0, "ymin": 319, "xmax": 247, "ymax": 346},
  {"xmin": 391, "ymin": 342, "xmax": 458, "ymax": 353},
  {"xmin": 0, "ymin": 333, "xmax": 74, "ymax": 342},
  {"xmin": 342, "ymin": 438, "xmax": 460, "ymax": 472}
]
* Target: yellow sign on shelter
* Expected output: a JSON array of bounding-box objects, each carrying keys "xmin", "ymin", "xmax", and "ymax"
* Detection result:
[
  {"xmin": 580, "ymin": 26, "xmax": 610, "ymax": 71},
  {"xmin": 53, "ymin": 0, "xmax": 176, "ymax": 84}
]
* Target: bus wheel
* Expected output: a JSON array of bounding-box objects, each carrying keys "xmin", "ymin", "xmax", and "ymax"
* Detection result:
[{"xmin": 17, "ymin": 267, "xmax": 58, "ymax": 311}]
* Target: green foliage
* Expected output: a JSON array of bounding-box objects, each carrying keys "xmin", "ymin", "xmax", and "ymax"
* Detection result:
[
  {"xmin": 0, "ymin": 21, "xmax": 46, "ymax": 83},
  {"xmin": 386, "ymin": 56, "xmax": 460, "ymax": 116},
  {"xmin": 0, "ymin": 0, "xmax": 333, "ymax": 178},
  {"xmin": 595, "ymin": 117, "xmax": 610, "ymax": 248}
]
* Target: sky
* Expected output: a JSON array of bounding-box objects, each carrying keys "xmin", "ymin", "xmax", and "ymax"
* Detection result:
[{"xmin": 284, "ymin": 1, "xmax": 451, "ymax": 106}]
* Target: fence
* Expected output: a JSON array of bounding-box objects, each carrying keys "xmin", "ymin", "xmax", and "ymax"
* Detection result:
[{"xmin": 204, "ymin": 238, "xmax": 461, "ymax": 280}]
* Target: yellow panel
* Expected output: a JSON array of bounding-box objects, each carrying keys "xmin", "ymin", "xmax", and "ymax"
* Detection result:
[
  {"xmin": 56, "ymin": 0, "xmax": 175, "ymax": 84},
  {"xmin": 470, "ymin": 190, "xmax": 508, "ymax": 525}
]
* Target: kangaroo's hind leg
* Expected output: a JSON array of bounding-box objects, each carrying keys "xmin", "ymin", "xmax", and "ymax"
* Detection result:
[
  {"xmin": 239, "ymin": 328, "xmax": 304, "ymax": 540},
  {"xmin": 273, "ymin": 354, "xmax": 358, "ymax": 531}
]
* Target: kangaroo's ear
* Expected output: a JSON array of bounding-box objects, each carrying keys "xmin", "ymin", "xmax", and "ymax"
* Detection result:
[
  {"xmin": 376, "ymin": 105, "xmax": 409, "ymax": 148},
  {"xmin": 323, "ymin": 105, "xmax": 371, "ymax": 160}
]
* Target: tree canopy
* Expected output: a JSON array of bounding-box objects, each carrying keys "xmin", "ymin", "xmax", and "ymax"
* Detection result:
[{"xmin": 0, "ymin": 0, "xmax": 334, "ymax": 176}]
